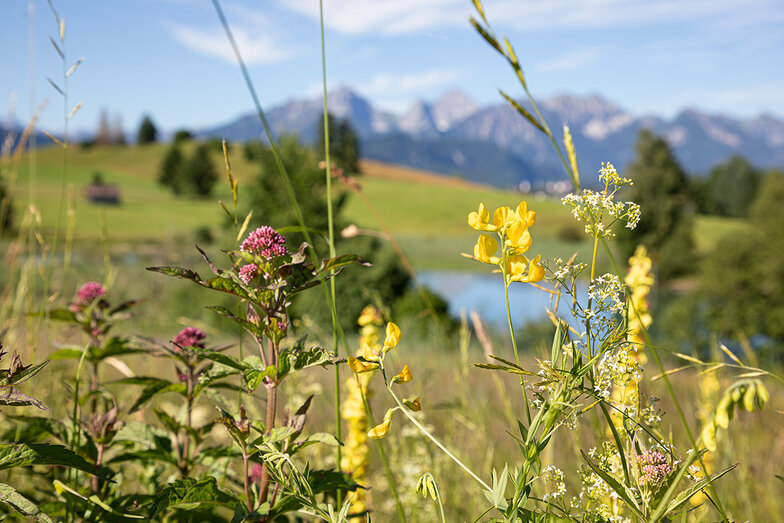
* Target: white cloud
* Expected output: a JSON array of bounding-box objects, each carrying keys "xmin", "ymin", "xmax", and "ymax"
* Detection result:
[
  {"xmin": 279, "ymin": 0, "xmax": 783, "ymax": 35},
  {"xmin": 357, "ymin": 69, "xmax": 462, "ymax": 96},
  {"xmin": 538, "ymin": 47, "xmax": 600, "ymax": 73},
  {"xmin": 168, "ymin": 23, "xmax": 296, "ymax": 65}
]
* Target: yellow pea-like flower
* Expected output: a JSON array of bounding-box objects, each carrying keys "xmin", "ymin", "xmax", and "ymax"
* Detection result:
[
  {"xmin": 358, "ymin": 305, "xmax": 383, "ymax": 327},
  {"xmin": 392, "ymin": 364, "xmax": 413, "ymax": 384},
  {"xmin": 368, "ymin": 409, "xmax": 394, "ymax": 439},
  {"xmin": 507, "ymin": 255, "xmax": 545, "ymax": 283},
  {"xmin": 468, "ymin": 203, "xmax": 495, "ymax": 231},
  {"xmin": 348, "ymin": 355, "xmax": 379, "ymax": 374},
  {"xmin": 361, "ymin": 342, "xmax": 380, "ymax": 362},
  {"xmin": 505, "ymin": 220, "xmax": 532, "ymax": 252},
  {"xmin": 383, "ymin": 322, "xmax": 402, "ymax": 352},
  {"xmin": 514, "ymin": 202, "xmax": 537, "ymax": 227},
  {"xmin": 403, "ymin": 397, "xmax": 422, "ymax": 411},
  {"xmin": 492, "ymin": 206, "xmax": 515, "ymax": 230},
  {"xmin": 474, "ymin": 234, "xmax": 501, "ymax": 264}
]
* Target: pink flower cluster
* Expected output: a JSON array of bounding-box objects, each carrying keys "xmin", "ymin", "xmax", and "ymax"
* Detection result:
[
  {"xmin": 70, "ymin": 282, "xmax": 106, "ymax": 312},
  {"xmin": 241, "ymin": 226, "xmax": 288, "ymax": 259},
  {"xmin": 637, "ymin": 450, "xmax": 672, "ymax": 484},
  {"xmin": 239, "ymin": 263, "xmax": 260, "ymax": 284},
  {"xmin": 249, "ymin": 462, "xmax": 264, "ymax": 483},
  {"xmin": 173, "ymin": 326, "xmax": 206, "ymax": 351}
]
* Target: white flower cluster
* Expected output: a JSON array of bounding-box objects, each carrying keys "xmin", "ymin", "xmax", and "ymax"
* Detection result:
[
  {"xmin": 541, "ymin": 465, "xmax": 567, "ymax": 502},
  {"xmin": 588, "ymin": 274, "xmax": 627, "ymax": 314},
  {"xmin": 561, "ymin": 162, "xmax": 641, "ymax": 238},
  {"xmin": 594, "ymin": 347, "xmax": 643, "ymax": 400},
  {"xmin": 562, "ymin": 190, "xmax": 640, "ymax": 237},
  {"xmin": 598, "ymin": 162, "xmax": 633, "ymax": 187},
  {"xmin": 547, "ymin": 257, "xmax": 588, "ymax": 282}
]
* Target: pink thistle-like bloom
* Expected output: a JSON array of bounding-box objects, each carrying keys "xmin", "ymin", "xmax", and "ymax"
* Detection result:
[
  {"xmin": 241, "ymin": 226, "xmax": 288, "ymax": 259},
  {"xmin": 638, "ymin": 450, "xmax": 672, "ymax": 484},
  {"xmin": 173, "ymin": 326, "xmax": 207, "ymax": 352},
  {"xmin": 239, "ymin": 263, "xmax": 260, "ymax": 284},
  {"xmin": 249, "ymin": 462, "xmax": 264, "ymax": 483},
  {"xmin": 70, "ymin": 282, "xmax": 106, "ymax": 311}
]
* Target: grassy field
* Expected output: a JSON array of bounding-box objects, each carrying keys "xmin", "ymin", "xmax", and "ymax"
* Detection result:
[{"xmin": 5, "ymin": 144, "xmax": 748, "ymax": 271}]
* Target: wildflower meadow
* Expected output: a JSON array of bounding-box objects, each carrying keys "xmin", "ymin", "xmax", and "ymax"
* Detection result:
[{"xmin": 0, "ymin": 1, "xmax": 782, "ymax": 522}]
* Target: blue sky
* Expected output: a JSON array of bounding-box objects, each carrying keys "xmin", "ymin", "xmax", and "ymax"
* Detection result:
[{"xmin": 2, "ymin": 0, "xmax": 783, "ymax": 136}]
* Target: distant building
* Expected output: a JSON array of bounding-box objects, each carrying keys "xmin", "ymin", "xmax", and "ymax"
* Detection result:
[{"xmin": 84, "ymin": 184, "xmax": 121, "ymax": 205}]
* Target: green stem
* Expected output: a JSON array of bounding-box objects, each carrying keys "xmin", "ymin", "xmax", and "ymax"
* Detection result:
[
  {"xmin": 387, "ymin": 385, "xmax": 491, "ymax": 492},
  {"xmin": 318, "ymin": 0, "xmax": 343, "ymax": 506}
]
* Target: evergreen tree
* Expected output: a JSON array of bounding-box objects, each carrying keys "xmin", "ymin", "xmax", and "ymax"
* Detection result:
[
  {"xmin": 616, "ymin": 129, "xmax": 695, "ymax": 281},
  {"xmin": 95, "ymin": 108, "xmax": 112, "ymax": 146},
  {"xmin": 181, "ymin": 143, "xmax": 217, "ymax": 197},
  {"xmin": 137, "ymin": 115, "xmax": 158, "ymax": 145},
  {"xmin": 700, "ymin": 155, "xmax": 760, "ymax": 217},
  {"xmin": 316, "ymin": 113, "xmax": 361, "ymax": 174},
  {"xmin": 158, "ymin": 144, "xmax": 184, "ymax": 195},
  {"xmin": 0, "ymin": 177, "xmax": 13, "ymax": 236},
  {"xmin": 700, "ymin": 170, "xmax": 784, "ymax": 342}
]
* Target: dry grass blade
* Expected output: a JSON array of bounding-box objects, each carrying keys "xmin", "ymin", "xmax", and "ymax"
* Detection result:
[
  {"xmin": 47, "ymin": 78, "xmax": 64, "ymax": 96},
  {"xmin": 563, "ymin": 125, "xmax": 580, "ymax": 187},
  {"xmin": 49, "ymin": 37, "xmax": 64, "ymax": 59},
  {"xmin": 41, "ymin": 130, "xmax": 63, "ymax": 147},
  {"xmin": 651, "ymin": 365, "xmax": 692, "ymax": 381},
  {"xmin": 499, "ymin": 90, "xmax": 545, "ymax": 133},
  {"xmin": 67, "ymin": 102, "xmax": 82, "ymax": 120},
  {"xmin": 719, "ymin": 343, "xmax": 743, "ymax": 366},
  {"xmin": 673, "ymin": 352, "xmax": 705, "ymax": 365},
  {"xmin": 236, "ymin": 210, "xmax": 253, "ymax": 243},
  {"xmin": 65, "ymin": 58, "xmax": 83, "ymax": 78},
  {"xmin": 222, "ymin": 140, "xmax": 238, "ymax": 207}
]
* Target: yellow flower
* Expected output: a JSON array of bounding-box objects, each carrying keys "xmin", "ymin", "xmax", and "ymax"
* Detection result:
[
  {"xmin": 361, "ymin": 342, "xmax": 380, "ymax": 362},
  {"xmin": 368, "ymin": 409, "xmax": 394, "ymax": 439},
  {"xmin": 515, "ymin": 201, "xmax": 536, "ymax": 227},
  {"xmin": 383, "ymin": 322, "xmax": 402, "ymax": 353},
  {"xmin": 492, "ymin": 206, "xmax": 516, "ymax": 230},
  {"xmin": 507, "ymin": 254, "xmax": 545, "ymax": 283},
  {"xmin": 403, "ymin": 397, "xmax": 422, "ymax": 411},
  {"xmin": 392, "ymin": 364, "xmax": 413, "ymax": 384},
  {"xmin": 348, "ymin": 355, "xmax": 379, "ymax": 373},
  {"xmin": 505, "ymin": 219, "xmax": 532, "ymax": 253},
  {"xmin": 474, "ymin": 234, "xmax": 501, "ymax": 264},
  {"xmin": 358, "ymin": 305, "xmax": 383, "ymax": 327},
  {"xmin": 468, "ymin": 203, "xmax": 496, "ymax": 231}
]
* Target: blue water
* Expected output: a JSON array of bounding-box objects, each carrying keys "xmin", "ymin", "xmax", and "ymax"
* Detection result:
[{"xmin": 418, "ymin": 271, "xmax": 571, "ymax": 328}]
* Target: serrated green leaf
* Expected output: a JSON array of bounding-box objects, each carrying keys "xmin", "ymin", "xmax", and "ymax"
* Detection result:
[
  {"xmin": 148, "ymin": 476, "xmax": 240, "ymax": 519},
  {"xmin": 0, "ymin": 443, "xmax": 111, "ymax": 478},
  {"xmin": 0, "ymin": 482, "xmax": 53, "ymax": 522},
  {"xmin": 146, "ymin": 266, "xmax": 201, "ymax": 281}
]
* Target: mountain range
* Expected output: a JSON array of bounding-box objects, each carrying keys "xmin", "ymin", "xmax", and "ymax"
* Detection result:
[{"xmin": 200, "ymin": 88, "xmax": 784, "ymax": 189}]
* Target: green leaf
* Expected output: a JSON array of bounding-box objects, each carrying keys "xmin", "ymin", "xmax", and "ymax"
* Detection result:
[
  {"xmin": 206, "ymin": 306, "xmax": 264, "ymax": 338},
  {"xmin": 0, "ymin": 386, "xmax": 48, "ymax": 410},
  {"xmin": 146, "ymin": 266, "xmax": 201, "ymax": 281},
  {"xmin": 663, "ymin": 463, "xmax": 737, "ymax": 516},
  {"xmin": 581, "ymin": 450, "xmax": 644, "ymax": 518},
  {"xmin": 43, "ymin": 308, "xmax": 78, "ymax": 322},
  {"xmin": 0, "ymin": 482, "xmax": 53, "ymax": 522},
  {"xmin": 53, "ymin": 480, "xmax": 145, "ymax": 520},
  {"xmin": 201, "ymin": 277, "xmax": 253, "ymax": 300},
  {"xmin": 95, "ymin": 337, "xmax": 146, "ymax": 360},
  {"xmin": 5, "ymin": 360, "xmax": 49, "ymax": 385},
  {"xmin": 276, "ymin": 343, "xmax": 338, "ymax": 382},
  {"xmin": 148, "ymin": 476, "xmax": 240, "ymax": 519},
  {"xmin": 193, "ymin": 364, "xmax": 240, "ymax": 398},
  {"xmin": 49, "ymin": 348, "xmax": 84, "ymax": 360},
  {"xmin": 649, "ymin": 449, "xmax": 708, "ymax": 522},
  {"xmin": 124, "ymin": 379, "xmax": 186, "ymax": 414},
  {"xmin": 0, "ymin": 443, "xmax": 111, "ymax": 479}
]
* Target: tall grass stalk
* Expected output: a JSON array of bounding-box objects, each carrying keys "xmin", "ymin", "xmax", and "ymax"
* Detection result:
[{"xmin": 317, "ymin": 0, "xmax": 344, "ymax": 506}]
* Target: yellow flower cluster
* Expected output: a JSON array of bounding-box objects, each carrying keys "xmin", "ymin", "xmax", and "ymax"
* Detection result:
[
  {"xmin": 625, "ymin": 245, "xmax": 654, "ymax": 363},
  {"xmin": 340, "ymin": 305, "xmax": 383, "ymax": 516},
  {"xmin": 467, "ymin": 202, "xmax": 544, "ymax": 284}
]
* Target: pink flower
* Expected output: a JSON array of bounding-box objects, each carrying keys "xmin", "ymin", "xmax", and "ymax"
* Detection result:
[
  {"xmin": 250, "ymin": 462, "xmax": 264, "ymax": 483},
  {"xmin": 637, "ymin": 450, "xmax": 672, "ymax": 484},
  {"xmin": 240, "ymin": 226, "xmax": 288, "ymax": 260},
  {"xmin": 173, "ymin": 326, "xmax": 206, "ymax": 352},
  {"xmin": 70, "ymin": 282, "xmax": 106, "ymax": 311},
  {"xmin": 239, "ymin": 263, "xmax": 260, "ymax": 284}
]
